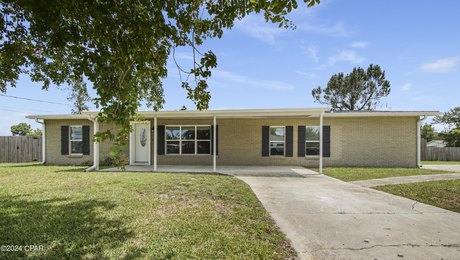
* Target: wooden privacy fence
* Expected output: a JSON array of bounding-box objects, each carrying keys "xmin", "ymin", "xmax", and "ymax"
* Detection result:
[
  {"xmin": 0, "ymin": 136, "xmax": 42, "ymax": 163},
  {"xmin": 423, "ymin": 147, "xmax": 460, "ymax": 161}
]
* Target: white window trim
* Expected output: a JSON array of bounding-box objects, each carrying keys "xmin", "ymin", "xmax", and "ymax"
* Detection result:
[
  {"xmin": 269, "ymin": 126, "xmax": 286, "ymax": 157},
  {"xmin": 165, "ymin": 125, "xmax": 212, "ymax": 155},
  {"xmin": 69, "ymin": 125, "xmax": 83, "ymax": 155},
  {"xmin": 305, "ymin": 126, "xmax": 320, "ymax": 157}
]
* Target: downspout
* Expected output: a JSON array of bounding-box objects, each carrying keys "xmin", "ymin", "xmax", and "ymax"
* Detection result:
[
  {"xmin": 85, "ymin": 115, "xmax": 99, "ymax": 172},
  {"xmin": 35, "ymin": 119, "xmax": 46, "ymax": 164},
  {"xmin": 417, "ymin": 116, "xmax": 427, "ymax": 167}
]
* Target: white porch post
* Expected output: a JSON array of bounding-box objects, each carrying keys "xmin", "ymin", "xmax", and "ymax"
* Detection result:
[
  {"xmin": 213, "ymin": 115, "xmax": 217, "ymax": 172},
  {"xmin": 94, "ymin": 119, "xmax": 100, "ymax": 171},
  {"xmin": 153, "ymin": 115, "xmax": 158, "ymax": 171},
  {"xmin": 319, "ymin": 112, "xmax": 324, "ymax": 174}
]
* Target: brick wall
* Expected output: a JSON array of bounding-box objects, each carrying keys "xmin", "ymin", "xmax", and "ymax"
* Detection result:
[{"xmin": 45, "ymin": 116, "xmax": 418, "ymax": 167}]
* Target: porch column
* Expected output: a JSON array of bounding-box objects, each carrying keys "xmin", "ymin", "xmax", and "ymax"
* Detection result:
[
  {"xmin": 153, "ymin": 115, "xmax": 158, "ymax": 171},
  {"xmin": 319, "ymin": 112, "xmax": 324, "ymax": 174},
  {"xmin": 213, "ymin": 115, "xmax": 217, "ymax": 172},
  {"xmin": 94, "ymin": 119, "xmax": 100, "ymax": 171}
]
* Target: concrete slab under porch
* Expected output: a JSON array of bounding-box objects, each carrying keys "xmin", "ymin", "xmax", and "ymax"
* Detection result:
[{"xmin": 99, "ymin": 165, "xmax": 319, "ymax": 177}]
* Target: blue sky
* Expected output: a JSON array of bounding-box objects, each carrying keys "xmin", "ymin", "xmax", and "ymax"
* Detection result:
[{"xmin": 1, "ymin": 0, "xmax": 459, "ymax": 135}]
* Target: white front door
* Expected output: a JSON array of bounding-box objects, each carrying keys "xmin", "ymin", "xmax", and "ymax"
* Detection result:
[{"xmin": 132, "ymin": 122, "xmax": 150, "ymax": 164}]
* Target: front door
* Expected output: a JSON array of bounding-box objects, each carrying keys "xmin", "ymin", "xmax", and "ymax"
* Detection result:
[{"xmin": 132, "ymin": 122, "xmax": 150, "ymax": 164}]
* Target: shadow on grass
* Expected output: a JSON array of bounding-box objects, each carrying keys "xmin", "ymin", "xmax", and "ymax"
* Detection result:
[{"xmin": 0, "ymin": 195, "xmax": 140, "ymax": 259}]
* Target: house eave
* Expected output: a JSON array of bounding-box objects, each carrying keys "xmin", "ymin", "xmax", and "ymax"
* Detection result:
[{"xmin": 26, "ymin": 108, "xmax": 440, "ymax": 120}]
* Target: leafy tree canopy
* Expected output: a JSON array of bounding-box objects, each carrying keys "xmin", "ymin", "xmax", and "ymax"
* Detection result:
[
  {"xmin": 312, "ymin": 64, "xmax": 391, "ymax": 111},
  {"xmin": 10, "ymin": 122, "xmax": 31, "ymax": 136},
  {"xmin": 27, "ymin": 128, "xmax": 42, "ymax": 137},
  {"xmin": 1, "ymin": 0, "xmax": 320, "ymax": 142},
  {"xmin": 421, "ymin": 123, "xmax": 437, "ymax": 143},
  {"xmin": 434, "ymin": 106, "xmax": 460, "ymax": 130},
  {"xmin": 67, "ymin": 77, "xmax": 91, "ymax": 114}
]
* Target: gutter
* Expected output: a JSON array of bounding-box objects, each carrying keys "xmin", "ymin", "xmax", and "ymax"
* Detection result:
[
  {"xmin": 417, "ymin": 116, "xmax": 427, "ymax": 167},
  {"xmin": 85, "ymin": 115, "xmax": 99, "ymax": 172},
  {"xmin": 35, "ymin": 119, "xmax": 46, "ymax": 164}
]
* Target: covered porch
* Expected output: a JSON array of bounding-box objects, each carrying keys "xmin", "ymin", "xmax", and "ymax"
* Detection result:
[{"xmin": 86, "ymin": 108, "xmax": 329, "ymax": 174}]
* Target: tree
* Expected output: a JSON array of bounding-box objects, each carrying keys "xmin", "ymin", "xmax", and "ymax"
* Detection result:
[
  {"xmin": 421, "ymin": 123, "xmax": 436, "ymax": 142},
  {"xmin": 444, "ymin": 129, "xmax": 460, "ymax": 147},
  {"xmin": 434, "ymin": 107, "xmax": 460, "ymax": 129},
  {"xmin": 10, "ymin": 122, "xmax": 31, "ymax": 136},
  {"xmin": 27, "ymin": 128, "xmax": 42, "ymax": 137},
  {"xmin": 434, "ymin": 107, "xmax": 460, "ymax": 147},
  {"xmin": 67, "ymin": 77, "xmax": 91, "ymax": 114},
  {"xmin": 312, "ymin": 64, "xmax": 391, "ymax": 111},
  {"xmin": 0, "ymin": 0, "xmax": 320, "ymax": 143}
]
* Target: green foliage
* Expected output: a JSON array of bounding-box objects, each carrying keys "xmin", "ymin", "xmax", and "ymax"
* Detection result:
[
  {"xmin": 27, "ymin": 128, "xmax": 42, "ymax": 137},
  {"xmin": 421, "ymin": 123, "xmax": 437, "ymax": 142},
  {"xmin": 67, "ymin": 77, "xmax": 91, "ymax": 114},
  {"xmin": 108, "ymin": 145, "xmax": 128, "ymax": 170},
  {"xmin": 10, "ymin": 122, "xmax": 31, "ymax": 136},
  {"xmin": 312, "ymin": 64, "xmax": 391, "ymax": 111},
  {"xmin": 434, "ymin": 107, "xmax": 460, "ymax": 147},
  {"xmin": 0, "ymin": 0, "xmax": 320, "ymax": 144},
  {"xmin": 443, "ymin": 129, "xmax": 460, "ymax": 147},
  {"xmin": 434, "ymin": 106, "xmax": 460, "ymax": 129},
  {"xmin": 374, "ymin": 180, "xmax": 460, "ymax": 213}
]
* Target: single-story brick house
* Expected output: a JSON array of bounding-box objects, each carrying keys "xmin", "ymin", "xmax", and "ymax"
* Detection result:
[{"xmin": 27, "ymin": 108, "xmax": 438, "ymax": 173}]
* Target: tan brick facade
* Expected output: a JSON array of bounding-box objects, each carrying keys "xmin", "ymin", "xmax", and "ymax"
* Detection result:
[{"xmin": 44, "ymin": 116, "xmax": 418, "ymax": 167}]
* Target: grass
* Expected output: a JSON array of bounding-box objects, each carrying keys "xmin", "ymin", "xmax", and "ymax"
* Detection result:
[
  {"xmin": 0, "ymin": 164, "xmax": 296, "ymax": 259},
  {"xmin": 422, "ymin": 161, "xmax": 460, "ymax": 165},
  {"xmin": 321, "ymin": 167, "xmax": 450, "ymax": 182},
  {"xmin": 374, "ymin": 180, "xmax": 460, "ymax": 213}
]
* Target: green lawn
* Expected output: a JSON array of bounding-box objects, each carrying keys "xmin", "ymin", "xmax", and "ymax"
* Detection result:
[
  {"xmin": 322, "ymin": 167, "xmax": 449, "ymax": 182},
  {"xmin": 422, "ymin": 161, "xmax": 460, "ymax": 165},
  {"xmin": 0, "ymin": 164, "xmax": 296, "ymax": 259},
  {"xmin": 374, "ymin": 180, "xmax": 460, "ymax": 213}
]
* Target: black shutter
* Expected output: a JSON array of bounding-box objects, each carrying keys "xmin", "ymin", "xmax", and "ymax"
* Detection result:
[
  {"xmin": 323, "ymin": 125, "xmax": 331, "ymax": 157},
  {"xmin": 61, "ymin": 126, "xmax": 69, "ymax": 155},
  {"xmin": 297, "ymin": 125, "xmax": 305, "ymax": 157},
  {"xmin": 157, "ymin": 125, "xmax": 165, "ymax": 155},
  {"xmin": 82, "ymin": 125, "xmax": 90, "ymax": 155},
  {"xmin": 211, "ymin": 125, "xmax": 219, "ymax": 155},
  {"xmin": 262, "ymin": 126, "xmax": 269, "ymax": 157},
  {"xmin": 285, "ymin": 126, "xmax": 293, "ymax": 157}
]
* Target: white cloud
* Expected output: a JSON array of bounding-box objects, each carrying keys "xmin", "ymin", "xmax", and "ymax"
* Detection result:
[
  {"xmin": 212, "ymin": 70, "xmax": 295, "ymax": 90},
  {"xmin": 236, "ymin": 16, "xmax": 282, "ymax": 44},
  {"xmin": 298, "ymin": 21, "xmax": 353, "ymax": 37},
  {"xmin": 329, "ymin": 50, "xmax": 365, "ymax": 65},
  {"xmin": 419, "ymin": 57, "xmax": 460, "ymax": 73},
  {"xmin": 350, "ymin": 41, "xmax": 369, "ymax": 49},
  {"xmin": 295, "ymin": 70, "xmax": 317, "ymax": 79},
  {"xmin": 401, "ymin": 83, "xmax": 412, "ymax": 91},
  {"xmin": 306, "ymin": 45, "xmax": 319, "ymax": 63},
  {"xmin": 173, "ymin": 52, "xmax": 193, "ymax": 61}
]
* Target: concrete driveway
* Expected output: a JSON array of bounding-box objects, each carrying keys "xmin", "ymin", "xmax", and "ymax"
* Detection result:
[
  {"xmin": 422, "ymin": 164, "xmax": 460, "ymax": 173},
  {"xmin": 239, "ymin": 174, "xmax": 460, "ymax": 259}
]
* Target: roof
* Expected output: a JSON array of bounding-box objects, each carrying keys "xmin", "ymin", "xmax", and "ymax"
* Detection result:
[{"xmin": 26, "ymin": 108, "xmax": 440, "ymax": 120}]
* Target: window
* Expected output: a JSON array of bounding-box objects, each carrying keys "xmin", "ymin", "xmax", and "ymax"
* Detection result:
[
  {"xmin": 166, "ymin": 126, "xmax": 211, "ymax": 155},
  {"xmin": 70, "ymin": 126, "xmax": 83, "ymax": 154},
  {"xmin": 305, "ymin": 126, "xmax": 320, "ymax": 156},
  {"xmin": 269, "ymin": 126, "xmax": 285, "ymax": 156}
]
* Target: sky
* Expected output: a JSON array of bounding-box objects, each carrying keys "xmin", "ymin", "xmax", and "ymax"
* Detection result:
[{"xmin": 1, "ymin": 0, "xmax": 459, "ymax": 135}]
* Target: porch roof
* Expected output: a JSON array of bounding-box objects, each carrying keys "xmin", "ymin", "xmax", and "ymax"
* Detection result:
[{"xmin": 26, "ymin": 107, "xmax": 439, "ymax": 120}]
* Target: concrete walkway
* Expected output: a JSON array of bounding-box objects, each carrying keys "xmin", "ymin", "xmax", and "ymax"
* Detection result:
[
  {"xmin": 350, "ymin": 173, "xmax": 460, "ymax": 187},
  {"xmin": 239, "ymin": 174, "xmax": 460, "ymax": 260},
  {"xmin": 422, "ymin": 164, "xmax": 460, "ymax": 173}
]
